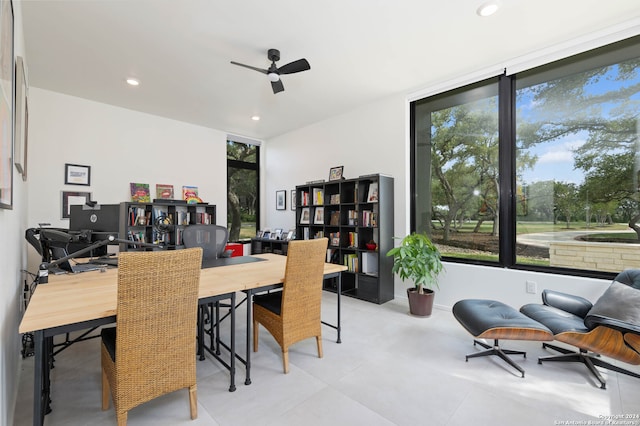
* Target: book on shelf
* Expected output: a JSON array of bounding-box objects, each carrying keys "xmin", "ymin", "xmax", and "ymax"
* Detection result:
[
  {"xmin": 312, "ymin": 188, "xmax": 324, "ymax": 205},
  {"xmin": 361, "ymin": 210, "xmax": 377, "ymax": 227},
  {"xmin": 303, "ymin": 227, "xmax": 310, "ymax": 240},
  {"xmin": 301, "ymin": 191, "xmax": 309, "ymax": 206},
  {"xmin": 348, "ymin": 231, "xmax": 358, "ymax": 248},
  {"xmin": 347, "ymin": 210, "xmax": 357, "ymax": 226},
  {"xmin": 175, "ymin": 210, "xmax": 190, "ymax": 225},
  {"xmin": 196, "ymin": 211, "xmax": 212, "ymax": 224},
  {"xmin": 329, "ymin": 211, "xmax": 340, "ymax": 226},
  {"xmin": 329, "ymin": 231, "xmax": 340, "ymax": 247},
  {"xmin": 130, "ymin": 183, "xmax": 151, "ymax": 203},
  {"xmin": 128, "ymin": 206, "xmax": 151, "ymax": 226},
  {"xmin": 182, "ymin": 186, "xmax": 203, "ymax": 204},
  {"xmin": 343, "ymin": 253, "xmax": 359, "ymax": 273},
  {"xmin": 329, "ymin": 194, "xmax": 340, "ymax": 204},
  {"xmin": 155, "ymin": 184, "xmax": 174, "ymax": 199}
]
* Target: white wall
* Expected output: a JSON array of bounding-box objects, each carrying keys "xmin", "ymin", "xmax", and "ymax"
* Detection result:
[
  {"xmin": 2, "ymin": 2, "xmax": 28, "ymax": 424},
  {"xmin": 25, "ymin": 88, "xmax": 229, "ymax": 269},
  {"xmin": 265, "ymin": 96, "xmax": 611, "ymax": 311},
  {"xmin": 263, "ymin": 93, "xmax": 407, "ymax": 233}
]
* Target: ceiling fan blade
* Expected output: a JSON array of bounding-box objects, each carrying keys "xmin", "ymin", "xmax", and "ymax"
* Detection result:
[
  {"xmin": 230, "ymin": 61, "xmax": 268, "ymax": 74},
  {"xmin": 271, "ymin": 79, "xmax": 284, "ymax": 94},
  {"xmin": 277, "ymin": 58, "xmax": 310, "ymax": 75}
]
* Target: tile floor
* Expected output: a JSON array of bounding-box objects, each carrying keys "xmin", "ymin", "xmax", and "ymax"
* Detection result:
[{"xmin": 13, "ymin": 294, "xmax": 640, "ymax": 425}]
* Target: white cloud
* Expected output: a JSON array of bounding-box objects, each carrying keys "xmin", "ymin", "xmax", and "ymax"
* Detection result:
[{"xmin": 537, "ymin": 138, "xmax": 585, "ymax": 164}]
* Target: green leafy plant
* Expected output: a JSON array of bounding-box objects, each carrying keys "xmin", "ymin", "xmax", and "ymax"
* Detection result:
[{"xmin": 386, "ymin": 232, "xmax": 443, "ymax": 293}]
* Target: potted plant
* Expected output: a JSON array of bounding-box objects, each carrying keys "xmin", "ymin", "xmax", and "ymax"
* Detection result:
[{"xmin": 387, "ymin": 232, "xmax": 443, "ymax": 317}]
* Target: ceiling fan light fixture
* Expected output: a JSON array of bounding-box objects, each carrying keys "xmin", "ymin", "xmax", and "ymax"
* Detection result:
[
  {"xmin": 267, "ymin": 72, "xmax": 280, "ymax": 82},
  {"xmin": 477, "ymin": 1, "xmax": 500, "ymax": 17}
]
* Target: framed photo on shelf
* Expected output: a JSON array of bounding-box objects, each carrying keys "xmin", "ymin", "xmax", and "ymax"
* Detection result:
[
  {"xmin": 65, "ymin": 163, "xmax": 91, "ymax": 186},
  {"xmin": 276, "ymin": 190, "xmax": 286, "ymax": 210},
  {"xmin": 61, "ymin": 191, "xmax": 91, "ymax": 219},
  {"xmin": 329, "ymin": 166, "xmax": 344, "ymax": 181},
  {"xmin": 291, "ymin": 190, "xmax": 296, "ymax": 210},
  {"xmin": 367, "ymin": 182, "xmax": 379, "ymax": 202},
  {"xmin": 285, "ymin": 229, "xmax": 295, "ymax": 241},
  {"xmin": 300, "ymin": 207, "xmax": 310, "ymax": 224},
  {"xmin": 314, "ymin": 207, "xmax": 324, "ymax": 224}
]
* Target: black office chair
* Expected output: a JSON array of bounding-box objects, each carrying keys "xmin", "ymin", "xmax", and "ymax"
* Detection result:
[
  {"xmin": 182, "ymin": 224, "xmax": 230, "ymax": 260},
  {"xmin": 182, "ymin": 224, "xmax": 231, "ymax": 360}
]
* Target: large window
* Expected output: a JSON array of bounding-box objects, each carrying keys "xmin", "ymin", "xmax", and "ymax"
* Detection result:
[
  {"xmin": 412, "ymin": 35, "xmax": 640, "ymax": 277},
  {"xmin": 227, "ymin": 140, "xmax": 259, "ymax": 242}
]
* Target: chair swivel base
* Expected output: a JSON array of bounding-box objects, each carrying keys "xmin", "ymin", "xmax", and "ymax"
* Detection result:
[
  {"xmin": 540, "ymin": 343, "xmax": 640, "ymax": 389},
  {"xmin": 466, "ymin": 339, "xmax": 526, "ymax": 377}
]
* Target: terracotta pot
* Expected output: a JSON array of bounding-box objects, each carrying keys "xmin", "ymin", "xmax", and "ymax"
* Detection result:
[{"xmin": 406, "ymin": 287, "xmax": 435, "ymax": 317}]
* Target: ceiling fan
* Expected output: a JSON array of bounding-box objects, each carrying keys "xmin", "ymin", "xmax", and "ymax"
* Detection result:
[{"xmin": 231, "ymin": 48, "xmax": 310, "ymax": 94}]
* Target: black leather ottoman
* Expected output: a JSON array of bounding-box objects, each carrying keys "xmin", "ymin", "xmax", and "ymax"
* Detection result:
[{"xmin": 453, "ymin": 299, "xmax": 553, "ymax": 377}]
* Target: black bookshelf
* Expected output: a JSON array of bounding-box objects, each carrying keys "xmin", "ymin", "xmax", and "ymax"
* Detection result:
[
  {"xmin": 295, "ymin": 174, "xmax": 394, "ymax": 304},
  {"xmin": 119, "ymin": 201, "xmax": 216, "ymax": 252}
]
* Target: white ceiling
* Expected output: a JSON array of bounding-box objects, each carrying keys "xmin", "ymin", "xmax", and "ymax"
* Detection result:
[{"xmin": 20, "ymin": 0, "xmax": 640, "ymax": 140}]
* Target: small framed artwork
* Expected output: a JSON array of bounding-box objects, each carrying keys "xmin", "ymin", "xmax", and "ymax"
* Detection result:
[
  {"xmin": 300, "ymin": 207, "xmax": 310, "ymax": 224},
  {"xmin": 286, "ymin": 229, "xmax": 295, "ymax": 241},
  {"xmin": 65, "ymin": 163, "xmax": 91, "ymax": 186},
  {"xmin": 276, "ymin": 190, "xmax": 286, "ymax": 210},
  {"xmin": 329, "ymin": 166, "xmax": 344, "ymax": 181},
  {"xmin": 314, "ymin": 207, "xmax": 325, "ymax": 224},
  {"xmin": 291, "ymin": 190, "xmax": 296, "ymax": 210},
  {"xmin": 14, "ymin": 56, "xmax": 27, "ymax": 179},
  {"xmin": 62, "ymin": 191, "xmax": 91, "ymax": 219}
]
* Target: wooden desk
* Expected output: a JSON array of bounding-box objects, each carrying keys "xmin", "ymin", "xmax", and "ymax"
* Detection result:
[{"xmin": 19, "ymin": 254, "xmax": 346, "ymax": 426}]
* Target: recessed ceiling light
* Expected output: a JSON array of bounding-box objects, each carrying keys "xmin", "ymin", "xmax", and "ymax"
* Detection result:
[
  {"xmin": 126, "ymin": 78, "xmax": 140, "ymax": 86},
  {"xmin": 477, "ymin": 1, "xmax": 499, "ymax": 17},
  {"xmin": 251, "ymin": 115, "xmax": 260, "ymax": 121}
]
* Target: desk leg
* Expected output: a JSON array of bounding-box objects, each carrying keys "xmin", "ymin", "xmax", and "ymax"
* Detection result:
[
  {"xmin": 197, "ymin": 306, "xmax": 205, "ymax": 361},
  {"xmin": 337, "ymin": 273, "xmax": 342, "ymax": 344},
  {"xmin": 33, "ymin": 330, "xmax": 49, "ymax": 426},
  {"xmin": 229, "ymin": 293, "xmax": 236, "ymax": 392},
  {"xmin": 245, "ymin": 290, "xmax": 252, "ymax": 385}
]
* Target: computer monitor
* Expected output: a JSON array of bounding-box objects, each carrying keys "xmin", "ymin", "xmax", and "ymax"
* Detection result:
[{"xmin": 69, "ymin": 204, "xmax": 120, "ymax": 241}]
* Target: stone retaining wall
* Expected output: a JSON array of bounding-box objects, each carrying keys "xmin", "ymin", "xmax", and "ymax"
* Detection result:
[{"xmin": 549, "ymin": 241, "xmax": 640, "ymax": 272}]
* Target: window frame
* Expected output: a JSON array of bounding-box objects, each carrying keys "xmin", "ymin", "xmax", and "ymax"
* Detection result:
[
  {"xmin": 410, "ymin": 35, "xmax": 640, "ymax": 281},
  {"xmin": 227, "ymin": 140, "xmax": 260, "ymax": 243}
]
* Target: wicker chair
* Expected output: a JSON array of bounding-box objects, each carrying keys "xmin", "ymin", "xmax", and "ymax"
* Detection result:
[
  {"xmin": 100, "ymin": 248, "xmax": 203, "ymax": 425},
  {"xmin": 253, "ymin": 237, "xmax": 328, "ymax": 373}
]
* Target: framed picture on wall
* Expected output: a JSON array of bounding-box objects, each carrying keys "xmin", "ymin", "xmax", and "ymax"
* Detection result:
[
  {"xmin": 291, "ymin": 190, "xmax": 296, "ymax": 210},
  {"xmin": 65, "ymin": 163, "xmax": 91, "ymax": 186},
  {"xmin": 0, "ymin": 0, "xmax": 14, "ymax": 209},
  {"xmin": 61, "ymin": 191, "xmax": 91, "ymax": 219},
  {"xmin": 276, "ymin": 190, "xmax": 286, "ymax": 210}
]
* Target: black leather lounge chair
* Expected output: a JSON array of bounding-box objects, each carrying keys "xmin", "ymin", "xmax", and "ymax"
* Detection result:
[{"xmin": 520, "ymin": 269, "xmax": 640, "ymax": 389}]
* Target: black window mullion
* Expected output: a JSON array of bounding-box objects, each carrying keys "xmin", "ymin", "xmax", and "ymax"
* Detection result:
[{"xmin": 498, "ymin": 74, "xmax": 516, "ymax": 266}]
